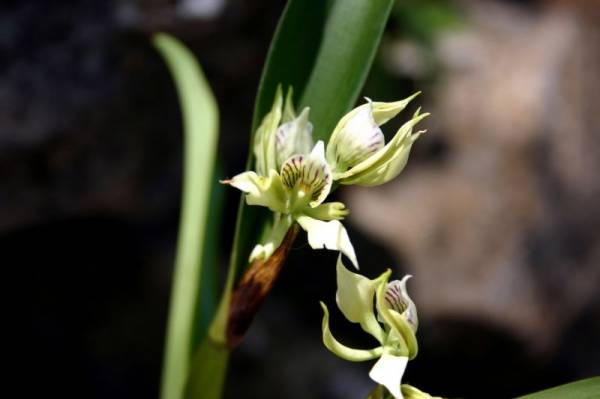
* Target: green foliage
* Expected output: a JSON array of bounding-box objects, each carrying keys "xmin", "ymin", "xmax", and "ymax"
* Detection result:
[
  {"xmin": 299, "ymin": 0, "xmax": 396, "ymax": 142},
  {"xmin": 516, "ymin": 377, "xmax": 600, "ymax": 399},
  {"xmin": 153, "ymin": 33, "xmax": 220, "ymax": 399},
  {"xmin": 394, "ymin": 0, "xmax": 464, "ymax": 45}
]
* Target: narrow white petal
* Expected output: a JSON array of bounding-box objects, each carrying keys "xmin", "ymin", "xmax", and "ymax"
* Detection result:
[
  {"xmin": 368, "ymin": 353, "xmax": 408, "ymax": 399},
  {"xmin": 296, "ymin": 216, "xmax": 358, "ymax": 268}
]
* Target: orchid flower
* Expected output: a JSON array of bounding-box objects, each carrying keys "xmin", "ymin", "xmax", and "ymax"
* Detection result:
[
  {"xmin": 326, "ymin": 92, "xmax": 429, "ymax": 186},
  {"xmin": 320, "ymin": 256, "xmax": 419, "ymax": 399},
  {"xmin": 222, "ymin": 87, "xmax": 358, "ymax": 267}
]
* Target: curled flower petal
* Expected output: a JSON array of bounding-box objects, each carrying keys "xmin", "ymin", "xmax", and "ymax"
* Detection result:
[
  {"xmin": 221, "ymin": 170, "xmax": 287, "ymax": 214},
  {"xmin": 336, "ymin": 255, "xmax": 386, "ymax": 343},
  {"xmin": 296, "ymin": 215, "xmax": 358, "ymax": 268},
  {"xmin": 276, "ymin": 107, "xmax": 314, "ymax": 169},
  {"xmin": 375, "ymin": 275, "xmax": 419, "ymax": 360},
  {"xmin": 280, "ymin": 141, "xmax": 332, "ymax": 208},
  {"xmin": 336, "ymin": 109, "xmax": 429, "ymax": 186},
  {"xmin": 383, "ymin": 276, "xmax": 419, "ymax": 332},
  {"xmin": 326, "ymin": 101, "xmax": 384, "ymax": 172},
  {"xmin": 320, "ymin": 302, "xmax": 384, "ymax": 362},
  {"xmin": 368, "ymin": 352, "xmax": 408, "ymax": 399}
]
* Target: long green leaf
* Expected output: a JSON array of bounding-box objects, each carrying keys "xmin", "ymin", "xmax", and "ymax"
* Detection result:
[
  {"xmin": 153, "ymin": 33, "xmax": 220, "ymax": 399},
  {"xmin": 516, "ymin": 377, "xmax": 600, "ymax": 399},
  {"xmin": 300, "ymin": 0, "xmax": 395, "ymax": 141}
]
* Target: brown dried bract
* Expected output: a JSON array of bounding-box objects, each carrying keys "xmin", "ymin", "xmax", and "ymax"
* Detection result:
[{"xmin": 226, "ymin": 225, "xmax": 300, "ymax": 348}]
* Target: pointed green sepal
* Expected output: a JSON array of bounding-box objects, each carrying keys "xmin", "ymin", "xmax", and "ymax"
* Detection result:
[{"xmin": 320, "ymin": 302, "xmax": 384, "ymax": 362}]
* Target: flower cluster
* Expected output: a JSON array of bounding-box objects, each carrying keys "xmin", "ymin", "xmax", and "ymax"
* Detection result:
[
  {"xmin": 222, "ymin": 87, "xmax": 428, "ymax": 268},
  {"xmin": 320, "ymin": 256, "xmax": 419, "ymax": 399}
]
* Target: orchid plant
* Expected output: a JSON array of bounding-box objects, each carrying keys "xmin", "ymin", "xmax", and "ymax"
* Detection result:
[
  {"xmin": 157, "ymin": 3, "xmax": 600, "ymax": 395},
  {"xmin": 222, "ymin": 87, "xmax": 429, "ymax": 269}
]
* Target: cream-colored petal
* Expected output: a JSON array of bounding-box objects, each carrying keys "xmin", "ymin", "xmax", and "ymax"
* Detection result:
[
  {"xmin": 280, "ymin": 141, "xmax": 332, "ymax": 208},
  {"xmin": 336, "ymin": 110, "xmax": 429, "ymax": 186},
  {"xmin": 336, "ymin": 255, "xmax": 386, "ymax": 343},
  {"xmin": 320, "ymin": 302, "xmax": 384, "ymax": 362},
  {"xmin": 368, "ymin": 352, "xmax": 408, "ymax": 399},
  {"xmin": 326, "ymin": 102, "xmax": 384, "ymax": 172},
  {"xmin": 275, "ymin": 107, "xmax": 314, "ymax": 169},
  {"xmin": 221, "ymin": 170, "xmax": 288, "ymax": 214},
  {"xmin": 296, "ymin": 215, "xmax": 358, "ymax": 268}
]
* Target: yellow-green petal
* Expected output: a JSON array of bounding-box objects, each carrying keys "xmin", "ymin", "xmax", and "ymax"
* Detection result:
[
  {"xmin": 303, "ymin": 201, "xmax": 349, "ymax": 221},
  {"xmin": 336, "ymin": 256, "xmax": 386, "ymax": 343},
  {"xmin": 253, "ymin": 86, "xmax": 283, "ymax": 176},
  {"xmin": 320, "ymin": 302, "xmax": 384, "ymax": 362},
  {"xmin": 371, "ymin": 92, "xmax": 421, "ymax": 125},
  {"xmin": 222, "ymin": 170, "xmax": 288, "ymax": 214}
]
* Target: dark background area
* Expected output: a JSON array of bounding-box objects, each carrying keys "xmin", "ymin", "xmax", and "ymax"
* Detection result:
[{"xmin": 3, "ymin": 0, "xmax": 599, "ymax": 398}]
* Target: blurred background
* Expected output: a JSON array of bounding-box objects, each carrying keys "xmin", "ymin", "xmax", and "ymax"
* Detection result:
[{"xmin": 3, "ymin": 0, "xmax": 599, "ymax": 398}]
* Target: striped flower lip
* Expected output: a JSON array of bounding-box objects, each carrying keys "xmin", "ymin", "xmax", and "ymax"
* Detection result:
[
  {"xmin": 280, "ymin": 141, "xmax": 332, "ymax": 208},
  {"xmin": 382, "ymin": 276, "xmax": 418, "ymax": 332}
]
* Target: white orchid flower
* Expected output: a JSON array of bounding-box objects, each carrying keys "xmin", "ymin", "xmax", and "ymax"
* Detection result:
[
  {"xmin": 223, "ymin": 87, "xmax": 357, "ymax": 267},
  {"xmin": 320, "ymin": 256, "xmax": 419, "ymax": 399},
  {"xmin": 326, "ymin": 92, "xmax": 429, "ymax": 186}
]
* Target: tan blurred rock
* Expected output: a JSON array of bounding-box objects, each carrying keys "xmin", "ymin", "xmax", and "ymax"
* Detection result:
[{"xmin": 347, "ymin": 0, "xmax": 600, "ymax": 352}]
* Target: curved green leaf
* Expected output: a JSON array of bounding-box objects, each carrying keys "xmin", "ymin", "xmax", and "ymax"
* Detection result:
[
  {"xmin": 300, "ymin": 0, "xmax": 395, "ymax": 141},
  {"xmin": 516, "ymin": 377, "xmax": 600, "ymax": 399},
  {"xmin": 153, "ymin": 33, "xmax": 220, "ymax": 399}
]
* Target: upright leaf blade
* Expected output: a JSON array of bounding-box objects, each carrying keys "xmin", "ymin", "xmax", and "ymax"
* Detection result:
[
  {"xmin": 153, "ymin": 33, "xmax": 220, "ymax": 399},
  {"xmin": 300, "ymin": 0, "xmax": 395, "ymax": 141},
  {"xmin": 516, "ymin": 377, "xmax": 600, "ymax": 399}
]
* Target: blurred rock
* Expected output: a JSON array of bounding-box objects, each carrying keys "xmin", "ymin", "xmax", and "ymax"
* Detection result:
[{"xmin": 347, "ymin": 0, "xmax": 600, "ymax": 356}]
